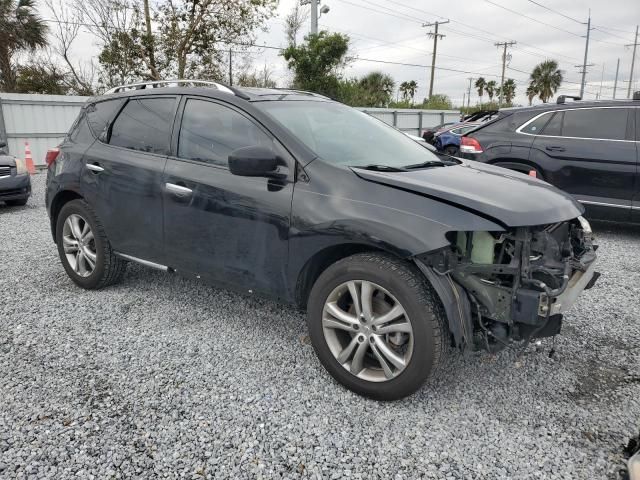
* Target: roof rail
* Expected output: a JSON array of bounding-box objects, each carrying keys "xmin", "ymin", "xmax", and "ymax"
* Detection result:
[
  {"xmin": 105, "ymin": 79, "xmax": 235, "ymax": 95},
  {"xmin": 556, "ymin": 95, "xmax": 581, "ymax": 104},
  {"xmin": 270, "ymin": 87, "xmax": 329, "ymax": 99}
]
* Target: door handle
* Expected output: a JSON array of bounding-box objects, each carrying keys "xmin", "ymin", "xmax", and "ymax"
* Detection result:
[
  {"xmin": 86, "ymin": 163, "xmax": 104, "ymax": 173},
  {"xmin": 545, "ymin": 146, "xmax": 565, "ymax": 152},
  {"xmin": 165, "ymin": 182, "xmax": 193, "ymax": 197}
]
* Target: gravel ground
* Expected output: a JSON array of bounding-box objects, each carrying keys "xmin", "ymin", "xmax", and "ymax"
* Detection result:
[{"xmin": 1, "ymin": 172, "xmax": 639, "ymax": 479}]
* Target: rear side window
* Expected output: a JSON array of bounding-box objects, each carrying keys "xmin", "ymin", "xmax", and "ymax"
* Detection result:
[
  {"xmin": 177, "ymin": 99, "xmax": 272, "ymax": 167},
  {"xmin": 520, "ymin": 113, "xmax": 552, "ymax": 134},
  {"xmin": 542, "ymin": 112, "xmax": 563, "ymax": 136},
  {"xmin": 109, "ymin": 97, "xmax": 176, "ymax": 154},
  {"xmin": 561, "ymin": 108, "xmax": 628, "ymax": 140},
  {"xmin": 87, "ymin": 99, "xmax": 125, "ymax": 138}
]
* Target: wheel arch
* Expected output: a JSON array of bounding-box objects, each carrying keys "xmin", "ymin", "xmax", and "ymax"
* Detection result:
[
  {"xmin": 488, "ymin": 159, "xmax": 544, "ymax": 179},
  {"xmin": 50, "ymin": 189, "xmax": 84, "ymax": 242}
]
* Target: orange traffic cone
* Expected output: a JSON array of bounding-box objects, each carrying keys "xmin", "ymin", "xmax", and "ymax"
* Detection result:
[{"xmin": 24, "ymin": 141, "xmax": 36, "ymax": 174}]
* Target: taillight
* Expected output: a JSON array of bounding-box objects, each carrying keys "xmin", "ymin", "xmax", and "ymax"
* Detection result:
[
  {"xmin": 460, "ymin": 136, "xmax": 483, "ymax": 154},
  {"xmin": 45, "ymin": 148, "xmax": 60, "ymax": 168}
]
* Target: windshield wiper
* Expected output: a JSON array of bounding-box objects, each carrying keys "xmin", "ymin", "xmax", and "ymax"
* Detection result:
[
  {"xmin": 355, "ymin": 164, "xmax": 408, "ymax": 172},
  {"xmin": 402, "ymin": 160, "xmax": 447, "ymax": 169}
]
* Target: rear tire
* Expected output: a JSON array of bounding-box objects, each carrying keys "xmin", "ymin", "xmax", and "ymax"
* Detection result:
[
  {"xmin": 307, "ymin": 253, "xmax": 448, "ymax": 401},
  {"xmin": 55, "ymin": 199, "xmax": 126, "ymax": 289},
  {"xmin": 5, "ymin": 198, "xmax": 28, "ymax": 206},
  {"xmin": 444, "ymin": 145, "xmax": 459, "ymax": 156}
]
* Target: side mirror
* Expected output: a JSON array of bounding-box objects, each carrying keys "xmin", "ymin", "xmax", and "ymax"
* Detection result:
[
  {"xmin": 0, "ymin": 141, "xmax": 6, "ymax": 149},
  {"xmin": 228, "ymin": 146, "xmax": 279, "ymax": 177}
]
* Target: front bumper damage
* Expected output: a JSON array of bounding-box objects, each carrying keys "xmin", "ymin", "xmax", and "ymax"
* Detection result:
[{"xmin": 416, "ymin": 217, "xmax": 599, "ymax": 352}]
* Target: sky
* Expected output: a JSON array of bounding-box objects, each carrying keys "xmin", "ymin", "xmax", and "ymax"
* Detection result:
[{"xmin": 44, "ymin": 0, "xmax": 640, "ymax": 106}]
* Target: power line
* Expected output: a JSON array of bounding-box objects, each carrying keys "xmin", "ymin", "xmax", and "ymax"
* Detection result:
[
  {"xmin": 484, "ymin": 0, "xmax": 583, "ymax": 38},
  {"xmin": 527, "ymin": 0, "xmax": 583, "ymax": 24}
]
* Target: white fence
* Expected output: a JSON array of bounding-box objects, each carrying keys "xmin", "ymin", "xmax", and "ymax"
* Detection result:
[
  {"xmin": 0, "ymin": 93, "xmax": 87, "ymax": 167},
  {"xmin": 357, "ymin": 107, "xmax": 461, "ymax": 137},
  {"xmin": 0, "ymin": 93, "xmax": 461, "ymax": 166}
]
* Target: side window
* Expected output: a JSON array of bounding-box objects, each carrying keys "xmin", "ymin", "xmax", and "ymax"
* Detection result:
[
  {"xmin": 520, "ymin": 112, "xmax": 552, "ymax": 134},
  {"xmin": 86, "ymin": 99, "xmax": 125, "ymax": 138},
  {"xmin": 109, "ymin": 97, "xmax": 175, "ymax": 154},
  {"xmin": 68, "ymin": 111, "xmax": 95, "ymax": 144},
  {"xmin": 541, "ymin": 112, "xmax": 563, "ymax": 136},
  {"xmin": 178, "ymin": 99, "xmax": 272, "ymax": 167},
  {"xmin": 561, "ymin": 108, "xmax": 628, "ymax": 140}
]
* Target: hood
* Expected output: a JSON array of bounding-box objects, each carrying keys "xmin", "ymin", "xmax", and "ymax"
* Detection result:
[
  {"xmin": 352, "ymin": 160, "xmax": 584, "ymax": 227},
  {"xmin": 0, "ymin": 154, "xmax": 16, "ymax": 167}
]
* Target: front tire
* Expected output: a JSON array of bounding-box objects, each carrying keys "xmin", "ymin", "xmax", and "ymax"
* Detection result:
[
  {"xmin": 55, "ymin": 199, "xmax": 126, "ymax": 289},
  {"xmin": 307, "ymin": 253, "xmax": 448, "ymax": 401}
]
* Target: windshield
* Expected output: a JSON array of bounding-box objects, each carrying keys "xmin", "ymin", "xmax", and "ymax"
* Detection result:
[{"xmin": 255, "ymin": 100, "xmax": 444, "ymax": 168}]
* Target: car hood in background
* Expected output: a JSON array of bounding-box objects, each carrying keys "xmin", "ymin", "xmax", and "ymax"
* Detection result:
[
  {"xmin": 0, "ymin": 155, "xmax": 16, "ymax": 167},
  {"xmin": 352, "ymin": 160, "xmax": 584, "ymax": 227}
]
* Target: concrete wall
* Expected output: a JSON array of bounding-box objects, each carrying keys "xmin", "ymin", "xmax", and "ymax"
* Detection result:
[{"xmin": 0, "ymin": 93, "xmax": 461, "ymax": 166}]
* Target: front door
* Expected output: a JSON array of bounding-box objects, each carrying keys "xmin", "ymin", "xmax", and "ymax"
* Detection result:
[
  {"xmin": 162, "ymin": 97, "xmax": 294, "ymax": 298},
  {"xmin": 529, "ymin": 107, "xmax": 636, "ymax": 222},
  {"xmin": 81, "ymin": 95, "xmax": 178, "ymax": 264}
]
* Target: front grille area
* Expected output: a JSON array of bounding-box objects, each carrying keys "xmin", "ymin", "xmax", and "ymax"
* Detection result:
[{"xmin": 0, "ymin": 166, "xmax": 11, "ymax": 177}]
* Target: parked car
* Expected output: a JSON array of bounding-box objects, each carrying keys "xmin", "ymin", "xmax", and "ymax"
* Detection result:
[
  {"xmin": 45, "ymin": 80, "xmax": 598, "ymax": 400},
  {"xmin": 433, "ymin": 123, "xmax": 480, "ymax": 155},
  {"xmin": 0, "ymin": 141, "xmax": 31, "ymax": 206},
  {"xmin": 421, "ymin": 122, "xmax": 456, "ymax": 143},
  {"xmin": 459, "ymin": 94, "xmax": 640, "ymax": 223}
]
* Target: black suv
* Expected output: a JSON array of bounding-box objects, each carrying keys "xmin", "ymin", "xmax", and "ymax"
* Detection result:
[
  {"xmin": 46, "ymin": 80, "xmax": 598, "ymax": 400},
  {"xmin": 460, "ymin": 94, "xmax": 640, "ymax": 223}
]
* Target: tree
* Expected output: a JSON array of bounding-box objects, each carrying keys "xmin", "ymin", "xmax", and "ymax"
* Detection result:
[
  {"xmin": 475, "ymin": 77, "xmax": 486, "ymax": 102},
  {"xmin": 357, "ymin": 71, "xmax": 394, "ymax": 107},
  {"xmin": 526, "ymin": 83, "xmax": 538, "ymax": 106},
  {"xmin": 282, "ymin": 31, "xmax": 350, "ymax": 98},
  {"xmin": 530, "ymin": 60, "xmax": 562, "ymax": 103},
  {"xmin": 399, "ymin": 81, "xmax": 410, "ymax": 102},
  {"xmin": 15, "ymin": 61, "xmax": 69, "ymax": 94},
  {"xmin": 406, "ymin": 80, "xmax": 418, "ymax": 104},
  {"xmin": 238, "ymin": 63, "xmax": 277, "ymax": 88},
  {"xmin": 502, "ymin": 78, "xmax": 516, "ymax": 105},
  {"xmin": 284, "ymin": 4, "xmax": 309, "ymax": 47},
  {"xmin": 485, "ymin": 80, "xmax": 497, "ymax": 102},
  {"xmin": 0, "ymin": 0, "xmax": 49, "ymax": 92}
]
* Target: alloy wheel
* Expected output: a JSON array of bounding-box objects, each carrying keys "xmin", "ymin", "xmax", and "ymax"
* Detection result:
[
  {"xmin": 62, "ymin": 214, "xmax": 97, "ymax": 277},
  {"xmin": 322, "ymin": 280, "xmax": 414, "ymax": 382}
]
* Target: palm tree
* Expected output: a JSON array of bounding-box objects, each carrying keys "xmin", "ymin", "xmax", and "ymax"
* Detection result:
[
  {"xmin": 399, "ymin": 81, "xmax": 410, "ymax": 102},
  {"xmin": 0, "ymin": 0, "xmax": 49, "ymax": 92},
  {"xmin": 359, "ymin": 71, "xmax": 395, "ymax": 107},
  {"xmin": 526, "ymin": 83, "xmax": 538, "ymax": 106},
  {"xmin": 486, "ymin": 80, "xmax": 497, "ymax": 102},
  {"xmin": 529, "ymin": 60, "xmax": 563, "ymax": 103},
  {"xmin": 502, "ymin": 78, "xmax": 516, "ymax": 105},
  {"xmin": 474, "ymin": 77, "xmax": 486, "ymax": 103},
  {"xmin": 407, "ymin": 80, "xmax": 418, "ymax": 104}
]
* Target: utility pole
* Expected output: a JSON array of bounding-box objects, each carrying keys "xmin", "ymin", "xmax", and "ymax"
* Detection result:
[
  {"xmin": 467, "ymin": 77, "xmax": 473, "ymax": 109},
  {"xmin": 311, "ymin": 0, "xmax": 318, "ymax": 35},
  {"xmin": 229, "ymin": 49, "xmax": 233, "ymax": 86},
  {"xmin": 578, "ymin": 11, "xmax": 593, "ymax": 99},
  {"xmin": 597, "ymin": 63, "xmax": 605, "ymax": 100},
  {"xmin": 613, "ymin": 58, "xmax": 620, "ymax": 99},
  {"xmin": 626, "ymin": 25, "xmax": 639, "ymax": 98},
  {"xmin": 422, "ymin": 20, "xmax": 449, "ymax": 99},
  {"xmin": 495, "ymin": 41, "xmax": 516, "ymax": 105}
]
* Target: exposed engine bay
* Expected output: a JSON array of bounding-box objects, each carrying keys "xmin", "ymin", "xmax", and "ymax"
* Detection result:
[{"xmin": 416, "ymin": 217, "xmax": 599, "ymax": 352}]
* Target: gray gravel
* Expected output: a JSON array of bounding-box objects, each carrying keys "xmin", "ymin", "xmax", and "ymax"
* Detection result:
[{"xmin": 1, "ymin": 172, "xmax": 639, "ymax": 479}]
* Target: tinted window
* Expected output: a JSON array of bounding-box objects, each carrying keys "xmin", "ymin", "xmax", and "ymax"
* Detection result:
[
  {"xmin": 68, "ymin": 113, "xmax": 95, "ymax": 144},
  {"xmin": 542, "ymin": 112, "xmax": 563, "ymax": 136},
  {"xmin": 87, "ymin": 99, "xmax": 125, "ymax": 138},
  {"xmin": 109, "ymin": 98, "xmax": 175, "ymax": 154},
  {"xmin": 521, "ymin": 113, "xmax": 551, "ymax": 134},
  {"xmin": 178, "ymin": 99, "xmax": 272, "ymax": 167},
  {"xmin": 561, "ymin": 108, "xmax": 628, "ymax": 140}
]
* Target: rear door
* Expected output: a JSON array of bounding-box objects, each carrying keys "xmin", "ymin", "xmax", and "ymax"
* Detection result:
[
  {"xmin": 162, "ymin": 97, "xmax": 294, "ymax": 298},
  {"xmin": 529, "ymin": 107, "xmax": 636, "ymax": 222},
  {"xmin": 82, "ymin": 95, "xmax": 178, "ymax": 264}
]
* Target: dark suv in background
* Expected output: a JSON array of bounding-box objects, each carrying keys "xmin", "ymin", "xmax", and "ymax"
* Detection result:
[
  {"xmin": 45, "ymin": 80, "xmax": 598, "ymax": 400},
  {"xmin": 459, "ymin": 94, "xmax": 640, "ymax": 223}
]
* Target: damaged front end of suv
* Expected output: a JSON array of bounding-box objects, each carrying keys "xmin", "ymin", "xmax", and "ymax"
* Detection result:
[{"xmin": 416, "ymin": 217, "xmax": 599, "ymax": 352}]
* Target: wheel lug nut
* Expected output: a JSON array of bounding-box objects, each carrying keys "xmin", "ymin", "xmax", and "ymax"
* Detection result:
[
  {"xmin": 358, "ymin": 335, "xmax": 365, "ymax": 343},
  {"xmin": 369, "ymin": 336, "xmax": 375, "ymax": 344},
  {"xmin": 353, "ymin": 325, "xmax": 359, "ymax": 330}
]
